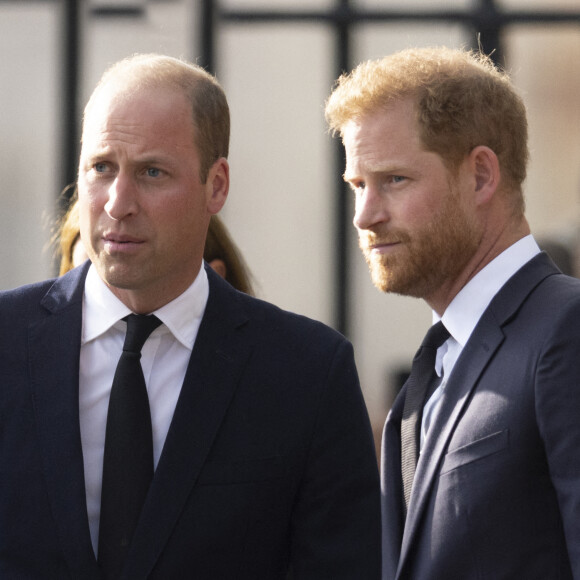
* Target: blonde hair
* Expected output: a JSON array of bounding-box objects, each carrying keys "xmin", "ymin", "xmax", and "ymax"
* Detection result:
[
  {"xmin": 83, "ymin": 53, "xmax": 229, "ymax": 183},
  {"xmin": 325, "ymin": 47, "xmax": 528, "ymax": 214},
  {"xmin": 204, "ymin": 215, "xmax": 255, "ymax": 296},
  {"xmin": 56, "ymin": 191, "xmax": 81, "ymax": 276}
]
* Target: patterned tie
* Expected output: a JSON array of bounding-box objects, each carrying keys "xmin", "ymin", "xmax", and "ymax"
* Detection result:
[
  {"xmin": 400, "ymin": 321, "xmax": 450, "ymax": 516},
  {"xmin": 98, "ymin": 314, "xmax": 162, "ymax": 579}
]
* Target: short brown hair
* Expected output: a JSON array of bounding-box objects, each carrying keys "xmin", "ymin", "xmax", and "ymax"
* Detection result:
[
  {"xmin": 83, "ymin": 53, "xmax": 230, "ymax": 183},
  {"xmin": 326, "ymin": 47, "xmax": 528, "ymax": 211}
]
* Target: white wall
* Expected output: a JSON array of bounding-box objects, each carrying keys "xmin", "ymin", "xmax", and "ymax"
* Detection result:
[{"xmin": 0, "ymin": 3, "xmax": 60, "ymax": 287}]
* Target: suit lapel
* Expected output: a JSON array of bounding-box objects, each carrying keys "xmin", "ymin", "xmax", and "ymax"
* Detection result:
[
  {"xmin": 396, "ymin": 252, "xmax": 560, "ymax": 577},
  {"xmin": 124, "ymin": 268, "xmax": 253, "ymax": 579},
  {"xmin": 397, "ymin": 317, "xmax": 504, "ymax": 572},
  {"xmin": 28, "ymin": 264, "xmax": 101, "ymax": 578}
]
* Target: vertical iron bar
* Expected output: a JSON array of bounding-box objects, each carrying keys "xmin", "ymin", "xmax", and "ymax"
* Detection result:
[
  {"xmin": 199, "ymin": 0, "xmax": 215, "ymax": 74},
  {"xmin": 61, "ymin": 0, "xmax": 80, "ymax": 210},
  {"xmin": 474, "ymin": 0, "xmax": 504, "ymax": 66},
  {"xmin": 334, "ymin": 0, "xmax": 351, "ymax": 336}
]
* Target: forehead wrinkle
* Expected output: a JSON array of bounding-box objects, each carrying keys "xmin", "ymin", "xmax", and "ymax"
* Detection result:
[
  {"xmin": 82, "ymin": 119, "xmax": 143, "ymax": 148},
  {"xmin": 84, "ymin": 124, "xmax": 190, "ymax": 160}
]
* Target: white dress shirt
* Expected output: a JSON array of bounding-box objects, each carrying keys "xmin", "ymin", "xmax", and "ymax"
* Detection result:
[
  {"xmin": 420, "ymin": 235, "xmax": 541, "ymax": 448},
  {"xmin": 79, "ymin": 263, "xmax": 209, "ymax": 555}
]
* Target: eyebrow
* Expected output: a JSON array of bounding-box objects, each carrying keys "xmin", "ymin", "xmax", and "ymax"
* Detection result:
[
  {"xmin": 344, "ymin": 158, "xmax": 412, "ymax": 180},
  {"xmin": 343, "ymin": 166, "xmax": 384, "ymax": 182}
]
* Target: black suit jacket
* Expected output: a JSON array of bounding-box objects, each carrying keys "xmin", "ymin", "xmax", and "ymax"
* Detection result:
[
  {"xmin": 381, "ymin": 252, "xmax": 580, "ymax": 579},
  {"xmin": 0, "ymin": 263, "xmax": 381, "ymax": 579}
]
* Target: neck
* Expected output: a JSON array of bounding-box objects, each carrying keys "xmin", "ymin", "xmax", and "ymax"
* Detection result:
[
  {"xmin": 108, "ymin": 270, "xmax": 202, "ymax": 315},
  {"xmin": 426, "ymin": 216, "xmax": 531, "ymax": 316}
]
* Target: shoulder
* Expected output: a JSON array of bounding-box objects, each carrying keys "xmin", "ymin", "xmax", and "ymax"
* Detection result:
[
  {"xmin": 487, "ymin": 252, "xmax": 580, "ymax": 323},
  {"xmin": 0, "ymin": 264, "xmax": 88, "ymax": 324},
  {"xmin": 523, "ymin": 269, "xmax": 580, "ymax": 320},
  {"xmin": 0, "ymin": 278, "xmax": 57, "ymax": 315},
  {"xmin": 0, "ymin": 279, "xmax": 59, "ymax": 350},
  {"xmin": 493, "ymin": 268, "xmax": 580, "ymax": 353},
  {"xmin": 229, "ymin": 285, "xmax": 348, "ymax": 351},
  {"xmin": 538, "ymin": 269, "xmax": 580, "ymax": 298},
  {"xmin": 531, "ymin": 272, "xmax": 580, "ymax": 338},
  {"xmin": 206, "ymin": 267, "xmax": 351, "ymax": 360},
  {"xmin": 248, "ymin": 292, "xmax": 343, "ymax": 340}
]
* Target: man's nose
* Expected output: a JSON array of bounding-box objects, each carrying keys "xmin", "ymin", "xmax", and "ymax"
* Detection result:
[
  {"xmin": 353, "ymin": 185, "xmax": 389, "ymax": 231},
  {"xmin": 104, "ymin": 172, "xmax": 139, "ymax": 220}
]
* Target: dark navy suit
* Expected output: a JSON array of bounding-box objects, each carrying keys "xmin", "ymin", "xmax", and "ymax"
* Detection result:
[
  {"xmin": 382, "ymin": 252, "xmax": 580, "ymax": 579},
  {"xmin": 0, "ymin": 263, "xmax": 381, "ymax": 579}
]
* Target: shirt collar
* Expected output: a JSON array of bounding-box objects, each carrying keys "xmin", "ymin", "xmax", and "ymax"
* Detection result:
[
  {"xmin": 82, "ymin": 263, "xmax": 209, "ymax": 350},
  {"xmin": 435, "ymin": 235, "xmax": 541, "ymax": 346}
]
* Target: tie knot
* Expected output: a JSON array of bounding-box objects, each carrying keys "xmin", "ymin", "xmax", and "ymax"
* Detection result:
[
  {"xmin": 122, "ymin": 314, "xmax": 162, "ymax": 354},
  {"xmin": 422, "ymin": 321, "xmax": 450, "ymax": 350}
]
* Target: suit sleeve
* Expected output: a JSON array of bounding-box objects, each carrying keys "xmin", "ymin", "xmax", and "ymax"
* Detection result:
[
  {"xmin": 289, "ymin": 339, "xmax": 382, "ymax": 579},
  {"xmin": 536, "ymin": 301, "xmax": 580, "ymax": 575}
]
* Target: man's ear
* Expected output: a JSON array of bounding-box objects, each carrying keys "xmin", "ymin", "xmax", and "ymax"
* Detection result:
[
  {"xmin": 206, "ymin": 157, "xmax": 230, "ymax": 214},
  {"xmin": 469, "ymin": 145, "xmax": 500, "ymax": 206}
]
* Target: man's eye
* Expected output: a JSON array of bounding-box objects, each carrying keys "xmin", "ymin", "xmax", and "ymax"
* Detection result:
[
  {"xmin": 94, "ymin": 162, "xmax": 108, "ymax": 173},
  {"xmin": 147, "ymin": 167, "xmax": 161, "ymax": 177},
  {"xmin": 391, "ymin": 175, "xmax": 406, "ymax": 184}
]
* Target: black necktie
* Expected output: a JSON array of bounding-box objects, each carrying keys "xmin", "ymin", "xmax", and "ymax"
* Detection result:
[
  {"xmin": 98, "ymin": 314, "xmax": 162, "ymax": 579},
  {"xmin": 400, "ymin": 321, "xmax": 450, "ymax": 515}
]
